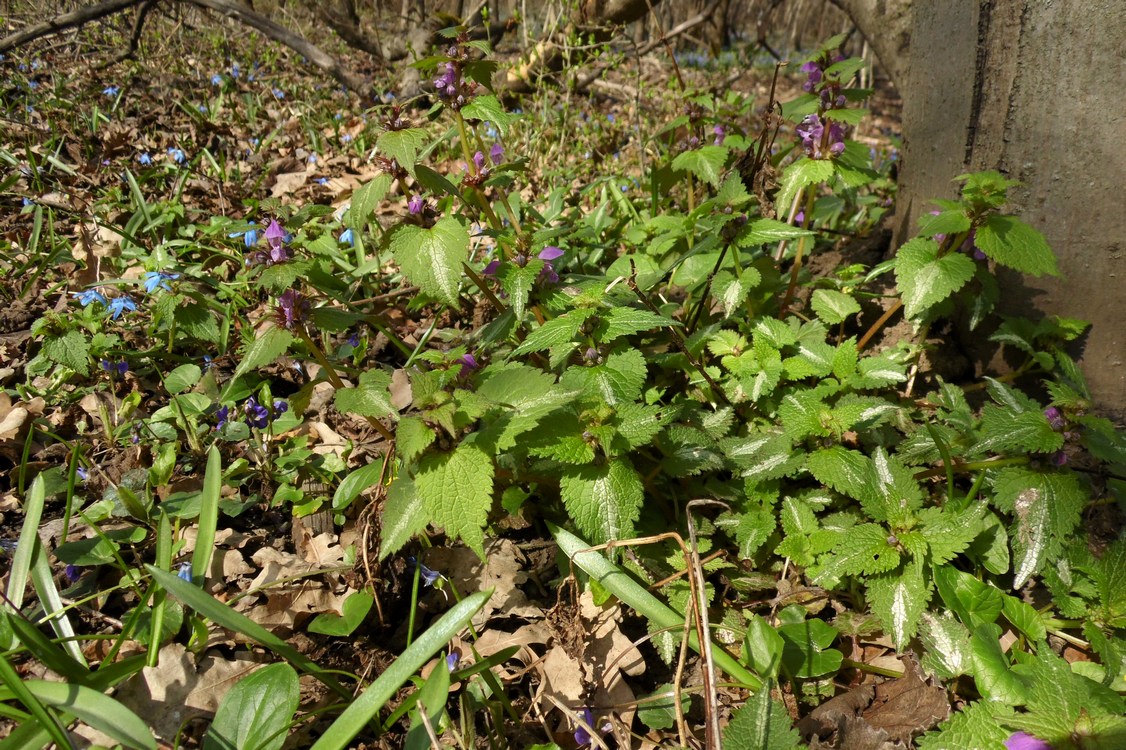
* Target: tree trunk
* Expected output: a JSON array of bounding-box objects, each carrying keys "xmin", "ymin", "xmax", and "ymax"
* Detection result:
[{"xmin": 840, "ymin": 0, "xmax": 1126, "ymax": 418}]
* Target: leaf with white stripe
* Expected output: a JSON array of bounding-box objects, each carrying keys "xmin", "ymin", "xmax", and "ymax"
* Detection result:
[
  {"xmin": 560, "ymin": 459, "xmax": 643, "ymax": 547},
  {"xmin": 868, "ymin": 563, "xmax": 929, "ymax": 651}
]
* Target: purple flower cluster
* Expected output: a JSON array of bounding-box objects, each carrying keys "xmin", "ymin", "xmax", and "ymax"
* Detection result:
[
  {"xmin": 245, "ymin": 219, "xmax": 292, "ymax": 266},
  {"xmin": 275, "ymin": 289, "xmax": 310, "ymax": 330},
  {"xmin": 800, "ymin": 54, "xmax": 847, "ymax": 109},
  {"xmin": 796, "ymin": 114, "xmax": 845, "ymax": 159},
  {"xmin": 483, "ymin": 246, "xmax": 564, "ymax": 284},
  {"xmin": 431, "ymin": 46, "xmax": 477, "ymax": 110},
  {"xmin": 216, "ymin": 398, "xmax": 287, "ymax": 430}
]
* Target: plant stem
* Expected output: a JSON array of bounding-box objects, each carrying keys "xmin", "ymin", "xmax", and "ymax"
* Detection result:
[
  {"xmin": 858, "ymin": 299, "xmax": 903, "ymax": 351},
  {"xmin": 297, "ymin": 328, "xmax": 395, "ymax": 443}
]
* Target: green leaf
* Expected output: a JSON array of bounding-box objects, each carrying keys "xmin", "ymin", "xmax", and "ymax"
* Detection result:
[
  {"xmin": 308, "ymin": 591, "xmax": 374, "ymax": 637},
  {"xmin": 810, "ymin": 289, "xmax": 861, "ymax": 324},
  {"xmin": 595, "ymin": 306, "xmax": 675, "ymax": 343},
  {"xmin": 414, "ymin": 164, "xmax": 465, "ymax": 202},
  {"xmin": 190, "ymin": 446, "xmax": 222, "ymax": 587},
  {"xmin": 347, "ymin": 173, "xmax": 393, "ymax": 229},
  {"xmin": 335, "ymin": 368, "xmax": 396, "ymax": 419},
  {"xmin": 975, "ymin": 214, "xmax": 1059, "ymax": 277},
  {"xmin": 934, "ymin": 564, "xmax": 1003, "ymax": 629},
  {"xmin": 973, "ymin": 404, "xmax": 1063, "ymax": 455},
  {"xmin": 637, "ymin": 684, "xmax": 690, "ymax": 731},
  {"xmin": 894, "ymin": 237, "xmax": 977, "ymax": 319},
  {"xmin": 309, "ymin": 589, "xmax": 492, "ymax": 750},
  {"xmin": 716, "ymin": 274, "xmax": 753, "ymax": 319},
  {"xmin": 919, "ymin": 611, "xmax": 973, "ymax": 679},
  {"xmin": 175, "ymin": 302, "xmax": 220, "ymax": 343},
  {"xmin": 390, "ymin": 216, "xmax": 468, "ymax": 306},
  {"xmin": 559, "ymin": 459, "xmax": 643, "ymax": 546},
  {"xmin": 560, "ymin": 349, "xmax": 647, "ymax": 405},
  {"xmin": 1000, "ymin": 593, "xmax": 1046, "ymax": 642},
  {"xmin": 460, "ymin": 95, "xmax": 518, "ymax": 136},
  {"xmin": 737, "ymin": 218, "xmax": 814, "ymax": 247},
  {"xmin": 867, "ymin": 563, "xmax": 929, "ymax": 651},
  {"xmin": 376, "ymin": 128, "xmax": 428, "ymax": 172},
  {"xmin": 775, "ymin": 159, "xmax": 835, "ymax": 219},
  {"xmin": 24, "ymin": 680, "xmax": 156, "ymax": 750},
  {"xmin": 511, "ymin": 308, "xmax": 594, "ymax": 356},
  {"xmin": 813, "ymin": 523, "xmax": 901, "ymax": 585},
  {"xmin": 1008, "ymin": 649, "xmax": 1125, "ymax": 746},
  {"xmin": 992, "ymin": 469, "xmax": 1085, "ymax": 588},
  {"xmin": 671, "ymin": 145, "xmax": 727, "ymax": 187},
  {"xmin": 778, "ymin": 619, "xmax": 843, "ymax": 678},
  {"xmin": 415, "ymin": 442, "xmax": 494, "ymax": 557},
  {"xmin": 722, "ymin": 680, "xmax": 801, "ymax": 750},
  {"xmin": 919, "ymin": 505, "xmax": 986, "ymax": 565},
  {"xmin": 203, "ymin": 663, "xmax": 298, "ymax": 750},
  {"xmin": 165, "ymin": 364, "xmax": 201, "ymax": 395},
  {"xmin": 745, "ymin": 615, "xmax": 786, "ymax": 681},
  {"xmin": 917, "ymin": 700, "xmax": 1010, "ymax": 750},
  {"xmin": 775, "ymin": 495, "xmax": 835, "ymax": 567},
  {"xmin": 726, "ymin": 432, "xmax": 803, "ymax": 486},
  {"xmin": 42, "ymin": 329, "xmax": 90, "ymax": 375},
  {"xmin": 378, "ymin": 475, "xmax": 428, "ymax": 560},
  {"xmin": 396, "ymin": 417, "xmax": 436, "ymax": 465},
  {"xmin": 497, "ymin": 262, "xmax": 539, "ymax": 321},
  {"xmin": 917, "ymin": 209, "xmax": 971, "ymax": 239},
  {"xmin": 971, "ymin": 622, "xmax": 1029, "ymax": 705},
  {"xmin": 225, "ymin": 326, "xmax": 293, "ymax": 398},
  {"xmin": 478, "ymin": 364, "xmax": 573, "ymax": 450},
  {"xmin": 332, "ymin": 460, "xmax": 385, "ymax": 512}
]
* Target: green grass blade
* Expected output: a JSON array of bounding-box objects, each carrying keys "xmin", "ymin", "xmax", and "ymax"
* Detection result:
[
  {"xmin": 548, "ymin": 522, "xmax": 762, "ymax": 690},
  {"xmin": 149, "ymin": 512, "xmax": 172, "ymax": 667},
  {"xmin": 29, "ymin": 542, "xmax": 85, "ymax": 665},
  {"xmin": 190, "ymin": 446, "xmax": 221, "ymax": 586},
  {"xmin": 3, "ymin": 611, "xmax": 88, "ymax": 685},
  {"xmin": 0, "ymin": 651, "xmax": 71, "ymax": 750},
  {"xmin": 6, "ymin": 475, "xmax": 45, "ymax": 612},
  {"xmin": 145, "ymin": 565, "xmax": 350, "ymax": 698},
  {"xmin": 310, "ymin": 588, "xmax": 493, "ymax": 750},
  {"xmin": 25, "ymin": 680, "xmax": 155, "ymax": 750}
]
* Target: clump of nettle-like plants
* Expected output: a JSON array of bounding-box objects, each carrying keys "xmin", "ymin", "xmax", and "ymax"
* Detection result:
[{"xmin": 12, "ymin": 28, "xmax": 1124, "ymax": 749}]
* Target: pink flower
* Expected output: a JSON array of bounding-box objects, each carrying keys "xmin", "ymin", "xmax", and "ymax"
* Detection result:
[{"xmin": 1006, "ymin": 732, "xmax": 1052, "ymax": 750}]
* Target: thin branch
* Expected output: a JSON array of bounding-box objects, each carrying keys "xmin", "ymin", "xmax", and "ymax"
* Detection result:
[
  {"xmin": 181, "ymin": 0, "xmax": 370, "ymax": 96},
  {"xmin": 0, "ymin": 0, "xmax": 144, "ymax": 53},
  {"xmin": 103, "ymin": 0, "xmax": 159, "ymax": 66}
]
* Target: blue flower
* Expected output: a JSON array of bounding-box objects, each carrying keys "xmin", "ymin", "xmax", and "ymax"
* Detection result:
[
  {"xmin": 339, "ymin": 228, "xmax": 354, "ymax": 246},
  {"xmin": 197, "ymin": 104, "xmax": 207, "ymax": 114},
  {"xmin": 103, "ymin": 85, "xmax": 119, "ymax": 97},
  {"xmin": 72, "ymin": 289, "xmax": 108, "ymax": 307},
  {"xmin": 143, "ymin": 270, "xmax": 179, "ymax": 294},
  {"xmin": 272, "ymin": 400, "xmax": 288, "ymax": 415},
  {"xmin": 407, "ymin": 557, "xmax": 441, "ymax": 586},
  {"xmin": 177, "ymin": 562, "xmax": 193, "ymax": 582},
  {"xmin": 100, "ymin": 359, "xmax": 128, "ymax": 375},
  {"xmin": 446, "ymin": 653, "xmax": 460, "ymax": 672},
  {"xmin": 231, "ymin": 63, "xmax": 241, "ymax": 78},
  {"xmin": 347, "ymin": 332, "xmax": 360, "ymax": 347},
  {"xmin": 76, "ymin": 467, "xmax": 89, "ymax": 481},
  {"xmin": 272, "ymin": 87, "xmax": 285, "ymax": 99},
  {"xmin": 341, "ymin": 134, "xmax": 352, "ymax": 143},
  {"xmin": 106, "ymin": 295, "xmax": 137, "ymax": 320},
  {"xmin": 229, "ymin": 221, "xmax": 258, "ymax": 248},
  {"xmin": 138, "ymin": 153, "xmax": 152, "ymax": 166},
  {"xmin": 211, "ymin": 73, "xmax": 222, "ymax": 85},
  {"xmin": 315, "ymin": 177, "xmax": 329, "ymax": 186},
  {"xmin": 167, "ymin": 147, "xmax": 186, "ymax": 164},
  {"xmin": 65, "ymin": 565, "xmax": 81, "ymax": 583}
]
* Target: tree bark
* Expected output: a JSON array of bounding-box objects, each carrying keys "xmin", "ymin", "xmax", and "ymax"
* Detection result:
[
  {"xmin": 840, "ymin": 0, "xmax": 1126, "ymax": 417},
  {"xmin": 0, "ymin": 0, "xmax": 144, "ymax": 53}
]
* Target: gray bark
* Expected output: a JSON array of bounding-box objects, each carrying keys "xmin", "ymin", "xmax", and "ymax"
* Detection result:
[{"xmin": 843, "ymin": 0, "xmax": 1126, "ymax": 417}]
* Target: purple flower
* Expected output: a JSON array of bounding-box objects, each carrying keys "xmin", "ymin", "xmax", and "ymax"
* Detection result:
[
  {"xmin": 472, "ymin": 150, "xmax": 486, "ymax": 172},
  {"xmin": 408, "ymin": 557, "xmax": 441, "ymax": 586},
  {"xmin": 446, "ymin": 653, "xmax": 460, "ymax": 672},
  {"xmin": 796, "ymin": 114, "xmax": 845, "ymax": 159},
  {"xmin": 214, "ymin": 405, "xmax": 230, "ymax": 429},
  {"xmin": 713, "ymin": 124, "xmax": 726, "ymax": 146},
  {"xmin": 1005, "ymin": 732, "xmax": 1053, "ymax": 750},
  {"xmin": 794, "ymin": 210, "xmax": 805, "ymax": 224},
  {"xmin": 574, "ymin": 708, "xmax": 595, "ymax": 746},
  {"xmin": 1050, "ymin": 451, "xmax": 1069, "ymax": 467},
  {"xmin": 65, "ymin": 565, "xmax": 81, "ymax": 583},
  {"xmin": 490, "ymin": 142, "xmax": 504, "ymax": 164},
  {"xmin": 458, "ymin": 353, "xmax": 478, "ymax": 378},
  {"xmin": 275, "ymin": 289, "xmax": 310, "ymax": 330},
  {"xmin": 800, "ymin": 61, "xmax": 822, "ymax": 92},
  {"xmin": 1044, "ymin": 407, "xmax": 1065, "ymax": 431},
  {"xmin": 347, "ymin": 332, "xmax": 360, "ymax": 347},
  {"xmin": 143, "ymin": 270, "xmax": 179, "ymax": 294},
  {"xmin": 538, "ymin": 246, "xmax": 564, "ymax": 284},
  {"xmin": 244, "ymin": 397, "xmax": 270, "ymax": 428},
  {"xmin": 72, "ymin": 289, "xmax": 108, "ymax": 307},
  {"xmin": 482, "ymin": 259, "xmax": 500, "ymax": 276},
  {"xmin": 408, "ymin": 194, "xmax": 425, "ymax": 214},
  {"xmin": 106, "ymin": 295, "xmax": 137, "ymax": 320},
  {"xmin": 273, "ymin": 399, "xmax": 288, "ymax": 414},
  {"xmin": 928, "ymin": 210, "xmax": 947, "ymax": 243},
  {"xmin": 76, "ymin": 467, "xmax": 89, "ymax": 481},
  {"xmin": 264, "ymin": 219, "xmax": 286, "ymax": 249},
  {"xmin": 100, "ymin": 359, "xmax": 128, "ymax": 375}
]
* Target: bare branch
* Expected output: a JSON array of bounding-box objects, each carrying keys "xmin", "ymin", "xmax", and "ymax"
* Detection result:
[
  {"xmin": 182, "ymin": 0, "xmax": 370, "ymax": 96},
  {"xmin": 0, "ymin": 0, "xmax": 144, "ymax": 54}
]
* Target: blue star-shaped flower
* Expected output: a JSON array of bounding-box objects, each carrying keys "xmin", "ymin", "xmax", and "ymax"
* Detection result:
[
  {"xmin": 106, "ymin": 295, "xmax": 137, "ymax": 320},
  {"xmin": 339, "ymin": 228, "xmax": 354, "ymax": 246},
  {"xmin": 142, "ymin": 270, "xmax": 180, "ymax": 294},
  {"xmin": 103, "ymin": 85, "xmax": 119, "ymax": 97},
  {"xmin": 72, "ymin": 289, "xmax": 108, "ymax": 307}
]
